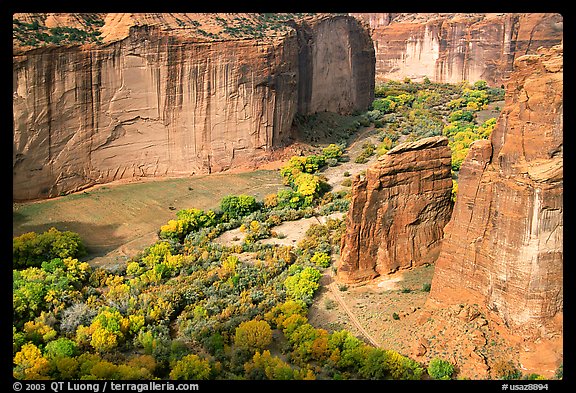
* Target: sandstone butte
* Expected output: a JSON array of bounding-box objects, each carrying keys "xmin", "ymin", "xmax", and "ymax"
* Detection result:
[
  {"xmin": 350, "ymin": 13, "xmax": 563, "ymax": 86},
  {"xmin": 12, "ymin": 13, "xmax": 375, "ymax": 201},
  {"xmin": 338, "ymin": 135, "xmax": 453, "ymax": 283},
  {"xmin": 426, "ymin": 44, "xmax": 563, "ymax": 376}
]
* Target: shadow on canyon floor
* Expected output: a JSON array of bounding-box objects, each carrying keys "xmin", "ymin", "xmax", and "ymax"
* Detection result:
[{"xmin": 12, "ymin": 216, "xmax": 127, "ymax": 259}]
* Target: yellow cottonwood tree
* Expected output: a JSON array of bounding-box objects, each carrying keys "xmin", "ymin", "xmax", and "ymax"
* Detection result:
[
  {"xmin": 234, "ymin": 319, "xmax": 272, "ymax": 353},
  {"xmin": 13, "ymin": 343, "xmax": 50, "ymax": 379}
]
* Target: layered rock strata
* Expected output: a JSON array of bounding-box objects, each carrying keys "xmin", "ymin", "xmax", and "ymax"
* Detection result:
[
  {"xmin": 427, "ymin": 44, "xmax": 563, "ymax": 337},
  {"xmin": 13, "ymin": 13, "xmax": 375, "ymax": 201},
  {"xmin": 338, "ymin": 136, "xmax": 453, "ymax": 283},
  {"xmin": 350, "ymin": 13, "xmax": 563, "ymax": 85}
]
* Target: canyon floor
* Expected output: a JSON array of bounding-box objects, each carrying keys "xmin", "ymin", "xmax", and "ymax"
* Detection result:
[{"xmin": 12, "ymin": 121, "xmax": 558, "ymax": 379}]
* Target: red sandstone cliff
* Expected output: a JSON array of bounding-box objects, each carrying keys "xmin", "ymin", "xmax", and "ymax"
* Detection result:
[
  {"xmin": 12, "ymin": 13, "xmax": 375, "ymax": 201},
  {"xmin": 425, "ymin": 44, "xmax": 562, "ymax": 373},
  {"xmin": 350, "ymin": 13, "xmax": 563, "ymax": 86},
  {"xmin": 338, "ymin": 136, "xmax": 453, "ymax": 283}
]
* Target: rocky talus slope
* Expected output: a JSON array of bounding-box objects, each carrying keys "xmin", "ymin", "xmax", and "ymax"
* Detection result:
[
  {"xmin": 338, "ymin": 136, "xmax": 453, "ymax": 283},
  {"xmin": 350, "ymin": 13, "xmax": 563, "ymax": 85},
  {"xmin": 13, "ymin": 13, "xmax": 374, "ymax": 200}
]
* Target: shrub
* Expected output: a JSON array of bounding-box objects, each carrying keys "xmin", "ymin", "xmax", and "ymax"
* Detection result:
[
  {"xmin": 354, "ymin": 143, "xmax": 375, "ymax": 163},
  {"xmin": 377, "ymin": 137, "xmax": 394, "ymax": 156},
  {"xmin": 555, "ymin": 364, "xmax": 563, "ymax": 379},
  {"xmin": 324, "ymin": 299, "xmax": 336, "ymax": 310},
  {"xmin": 398, "ymin": 93, "xmax": 415, "ymax": 106},
  {"xmin": 492, "ymin": 360, "xmax": 522, "ymax": 380},
  {"xmin": 448, "ymin": 110, "xmax": 474, "ymax": 123},
  {"xmin": 451, "ymin": 180, "xmax": 459, "ymax": 203},
  {"xmin": 322, "ymin": 144, "xmax": 344, "ymax": 160},
  {"xmin": 372, "ymin": 98, "xmax": 396, "ymax": 114},
  {"xmin": 340, "ymin": 178, "xmax": 352, "ymax": 187},
  {"xmin": 310, "ymin": 252, "xmax": 331, "ymax": 268},
  {"xmin": 263, "ymin": 193, "xmax": 278, "ymax": 209},
  {"xmin": 326, "ymin": 158, "xmax": 339, "ymax": 167},
  {"xmin": 60, "ymin": 303, "xmax": 98, "ymax": 334},
  {"xmin": 427, "ymin": 357, "xmax": 454, "ymax": 380}
]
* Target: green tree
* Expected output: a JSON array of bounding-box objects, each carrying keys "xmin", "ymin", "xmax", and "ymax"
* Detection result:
[
  {"xmin": 280, "ymin": 155, "xmax": 326, "ymax": 186},
  {"xmin": 44, "ymin": 337, "xmax": 78, "ymax": 360},
  {"xmin": 13, "ymin": 228, "xmax": 87, "ymax": 269},
  {"xmin": 384, "ymin": 350, "xmax": 424, "ymax": 380},
  {"xmin": 473, "ymin": 80, "xmax": 488, "ymax": 90},
  {"xmin": 359, "ymin": 347, "xmax": 390, "ymax": 379},
  {"xmin": 220, "ymin": 194, "xmax": 258, "ymax": 219},
  {"xmin": 448, "ymin": 110, "xmax": 474, "ymax": 123},
  {"xmin": 284, "ymin": 267, "xmax": 322, "ymax": 304},
  {"xmin": 159, "ymin": 208, "xmax": 218, "ymax": 241},
  {"xmin": 276, "ymin": 189, "xmax": 306, "ymax": 209}
]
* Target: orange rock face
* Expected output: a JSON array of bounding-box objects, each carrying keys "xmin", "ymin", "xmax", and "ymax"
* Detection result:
[
  {"xmin": 12, "ymin": 14, "xmax": 375, "ymax": 201},
  {"xmin": 350, "ymin": 13, "xmax": 563, "ymax": 86},
  {"xmin": 338, "ymin": 136, "xmax": 453, "ymax": 283},
  {"xmin": 428, "ymin": 45, "xmax": 563, "ymax": 340}
]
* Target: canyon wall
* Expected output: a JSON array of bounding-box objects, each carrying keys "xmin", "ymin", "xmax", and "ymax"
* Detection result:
[
  {"xmin": 338, "ymin": 136, "xmax": 453, "ymax": 283},
  {"xmin": 13, "ymin": 13, "xmax": 374, "ymax": 201},
  {"xmin": 294, "ymin": 16, "xmax": 375, "ymax": 115},
  {"xmin": 350, "ymin": 13, "xmax": 563, "ymax": 86},
  {"xmin": 427, "ymin": 44, "xmax": 563, "ymax": 337}
]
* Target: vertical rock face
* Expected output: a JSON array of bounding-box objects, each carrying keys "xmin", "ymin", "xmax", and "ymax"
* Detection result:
[
  {"xmin": 350, "ymin": 13, "xmax": 563, "ymax": 86},
  {"xmin": 12, "ymin": 13, "xmax": 375, "ymax": 201},
  {"xmin": 13, "ymin": 28, "xmax": 298, "ymax": 200},
  {"xmin": 338, "ymin": 136, "xmax": 453, "ymax": 283},
  {"xmin": 428, "ymin": 45, "xmax": 563, "ymax": 336},
  {"xmin": 295, "ymin": 15, "xmax": 375, "ymax": 115}
]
